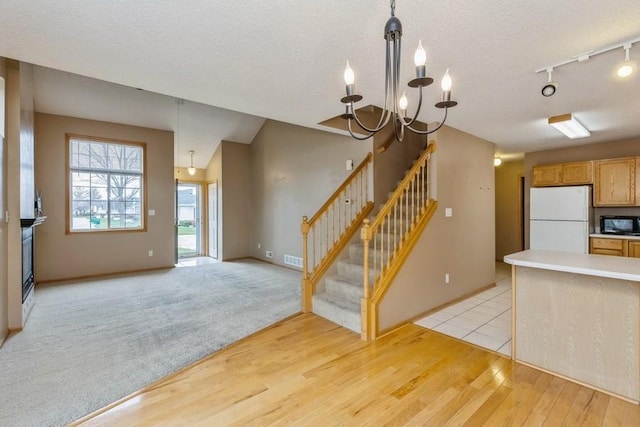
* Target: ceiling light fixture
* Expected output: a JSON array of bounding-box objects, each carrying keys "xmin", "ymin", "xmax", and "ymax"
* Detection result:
[
  {"xmin": 339, "ymin": 0, "xmax": 457, "ymax": 143},
  {"xmin": 548, "ymin": 114, "xmax": 590, "ymax": 139},
  {"xmin": 617, "ymin": 43, "xmax": 635, "ymax": 78},
  {"xmin": 536, "ymin": 36, "xmax": 640, "ymax": 80},
  {"xmin": 494, "ymin": 156, "xmax": 502, "ymax": 167},
  {"xmin": 188, "ymin": 151, "xmax": 196, "ymax": 176},
  {"xmin": 541, "ymin": 67, "xmax": 557, "ymax": 97}
]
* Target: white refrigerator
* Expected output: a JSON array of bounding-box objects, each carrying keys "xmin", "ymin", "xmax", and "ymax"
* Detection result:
[{"xmin": 530, "ymin": 186, "xmax": 592, "ymax": 254}]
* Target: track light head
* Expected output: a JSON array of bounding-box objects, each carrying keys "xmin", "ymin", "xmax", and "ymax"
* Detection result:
[
  {"xmin": 541, "ymin": 67, "xmax": 557, "ymax": 97},
  {"xmin": 541, "ymin": 82, "xmax": 557, "ymax": 97}
]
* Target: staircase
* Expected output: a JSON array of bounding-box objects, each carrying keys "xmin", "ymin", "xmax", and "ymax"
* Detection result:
[
  {"xmin": 312, "ymin": 187, "xmax": 420, "ymax": 333},
  {"xmin": 302, "ymin": 141, "xmax": 436, "ymax": 339},
  {"xmin": 312, "ymin": 241, "xmax": 370, "ymax": 333}
]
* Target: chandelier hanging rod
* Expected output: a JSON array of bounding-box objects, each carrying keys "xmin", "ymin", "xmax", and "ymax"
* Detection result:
[{"xmin": 340, "ymin": 0, "xmax": 457, "ymax": 143}]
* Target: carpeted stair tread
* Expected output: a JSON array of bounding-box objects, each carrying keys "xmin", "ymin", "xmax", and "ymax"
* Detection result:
[
  {"xmin": 325, "ymin": 275, "xmax": 363, "ymax": 303},
  {"xmin": 312, "ymin": 292, "xmax": 360, "ymax": 333}
]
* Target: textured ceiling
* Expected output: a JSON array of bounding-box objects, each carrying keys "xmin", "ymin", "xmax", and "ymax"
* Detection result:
[{"xmin": 2, "ymin": 0, "xmax": 640, "ymax": 165}]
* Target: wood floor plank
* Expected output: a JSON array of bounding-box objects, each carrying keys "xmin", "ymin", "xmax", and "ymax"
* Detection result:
[{"xmin": 74, "ymin": 314, "xmax": 640, "ymax": 426}]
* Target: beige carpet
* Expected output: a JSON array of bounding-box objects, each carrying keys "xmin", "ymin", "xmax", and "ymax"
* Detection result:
[{"xmin": 0, "ymin": 259, "xmax": 301, "ymax": 427}]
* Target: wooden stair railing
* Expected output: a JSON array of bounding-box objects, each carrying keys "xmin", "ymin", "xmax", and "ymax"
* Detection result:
[
  {"xmin": 360, "ymin": 141, "xmax": 438, "ymax": 340},
  {"xmin": 301, "ymin": 153, "xmax": 374, "ymax": 312}
]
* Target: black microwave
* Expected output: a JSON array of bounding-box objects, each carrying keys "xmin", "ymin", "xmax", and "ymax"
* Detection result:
[{"xmin": 600, "ymin": 215, "xmax": 640, "ymax": 235}]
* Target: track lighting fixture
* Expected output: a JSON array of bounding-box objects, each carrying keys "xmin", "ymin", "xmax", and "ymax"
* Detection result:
[
  {"xmin": 536, "ymin": 36, "xmax": 640, "ymax": 86},
  {"xmin": 541, "ymin": 67, "xmax": 557, "ymax": 97},
  {"xmin": 617, "ymin": 43, "xmax": 635, "ymax": 78},
  {"xmin": 188, "ymin": 151, "xmax": 196, "ymax": 176}
]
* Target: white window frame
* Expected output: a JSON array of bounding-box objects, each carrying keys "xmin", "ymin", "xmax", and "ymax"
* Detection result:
[{"xmin": 67, "ymin": 135, "xmax": 146, "ymax": 233}]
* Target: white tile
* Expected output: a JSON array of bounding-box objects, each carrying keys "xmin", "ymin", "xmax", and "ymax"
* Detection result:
[
  {"xmin": 471, "ymin": 304, "xmax": 504, "ymax": 317},
  {"xmin": 487, "ymin": 317, "xmax": 511, "ymax": 330},
  {"xmin": 459, "ymin": 310, "xmax": 494, "ymax": 323},
  {"xmin": 482, "ymin": 300, "xmax": 510, "ymax": 311},
  {"xmin": 497, "ymin": 309, "xmax": 512, "ymax": 320},
  {"xmin": 492, "ymin": 294, "xmax": 512, "ymax": 304},
  {"xmin": 415, "ymin": 317, "xmax": 441, "ymax": 329},
  {"xmin": 441, "ymin": 304, "xmax": 472, "ymax": 316},
  {"xmin": 464, "ymin": 332, "xmax": 509, "ymax": 351},
  {"xmin": 497, "ymin": 340, "xmax": 512, "ymax": 357},
  {"xmin": 446, "ymin": 315, "xmax": 484, "ymax": 331},
  {"xmin": 454, "ymin": 299, "xmax": 480, "ymax": 309},
  {"xmin": 476, "ymin": 323, "xmax": 511, "ymax": 341},
  {"xmin": 427, "ymin": 310, "xmax": 456, "ymax": 322},
  {"xmin": 433, "ymin": 323, "xmax": 472, "ymax": 339}
]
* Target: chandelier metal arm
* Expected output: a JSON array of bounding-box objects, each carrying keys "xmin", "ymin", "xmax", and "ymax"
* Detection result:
[
  {"xmin": 404, "ymin": 107, "xmax": 449, "ymax": 135},
  {"xmin": 347, "ymin": 118, "xmax": 377, "ymax": 140},
  {"xmin": 349, "ymin": 104, "xmax": 392, "ymax": 134},
  {"xmin": 399, "ymin": 85, "xmax": 424, "ymax": 128}
]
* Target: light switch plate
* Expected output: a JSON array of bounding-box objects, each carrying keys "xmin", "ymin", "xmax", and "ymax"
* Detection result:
[
  {"xmin": 346, "ymin": 159, "xmax": 354, "ymax": 171},
  {"xmin": 445, "ymin": 208, "xmax": 453, "ymax": 217},
  {"xmin": 148, "ymin": 209, "xmax": 155, "ymax": 216}
]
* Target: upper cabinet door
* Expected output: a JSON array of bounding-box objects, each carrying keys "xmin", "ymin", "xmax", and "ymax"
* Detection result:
[
  {"xmin": 561, "ymin": 161, "xmax": 593, "ymax": 185},
  {"xmin": 594, "ymin": 158, "xmax": 636, "ymax": 206},
  {"xmin": 532, "ymin": 164, "xmax": 562, "ymax": 187}
]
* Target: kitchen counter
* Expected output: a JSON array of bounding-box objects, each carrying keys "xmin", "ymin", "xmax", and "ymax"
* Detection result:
[
  {"xmin": 590, "ymin": 233, "xmax": 640, "ymax": 241},
  {"xmin": 504, "ymin": 249, "xmax": 640, "ymax": 281},
  {"xmin": 504, "ymin": 249, "xmax": 640, "ymax": 403}
]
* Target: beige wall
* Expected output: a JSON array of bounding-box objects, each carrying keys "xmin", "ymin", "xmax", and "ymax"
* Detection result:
[
  {"xmin": 250, "ymin": 119, "xmax": 372, "ymax": 267},
  {"xmin": 495, "ymin": 160, "xmax": 524, "ymax": 260},
  {"xmin": 379, "ymin": 125, "xmax": 496, "ymax": 331},
  {"xmin": 34, "ymin": 113, "xmax": 175, "ymax": 281},
  {"xmin": 220, "ymin": 141, "xmax": 251, "ymax": 260},
  {"xmin": 174, "ymin": 166, "xmax": 206, "ymax": 182},
  {"xmin": 523, "ymin": 137, "xmax": 640, "ymax": 247},
  {"xmin": 6, "ymin": 61, "xmax": 35, "ymax": 328},
  {"xmin": 372, "ymin": 125, "xmax": 424, "ymax": 205},
  {"xmin": 0, "ymin": 59, "xmax": 7, "ymax": 340}
]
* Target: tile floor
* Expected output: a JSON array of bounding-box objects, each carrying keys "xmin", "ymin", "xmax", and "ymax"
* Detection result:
[
  {"xmin": 176, "ymin": 256, "xmax": 218, "ymax": 267},
  {"xmin": 414, "ymin": 263, "xmax": 512, "ymax": 356}
]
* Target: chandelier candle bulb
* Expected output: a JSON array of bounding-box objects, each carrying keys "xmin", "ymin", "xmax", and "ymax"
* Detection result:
[
  {"xmin": 441, "ymin": 68, "xmax": 452, "ymax": 92},
  {"xmin": 399, "ymin": 92, "xmax": 408, "ymax": 113},
  {"xmin": 414, "ymin": 40, "xmax": 427, "ymax": 78},
  {"xmin": 344, "ymin": 61, "xmax": 355, "ymax": 85}
]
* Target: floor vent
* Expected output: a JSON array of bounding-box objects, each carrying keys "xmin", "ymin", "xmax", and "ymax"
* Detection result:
[{"xmin": 284, "ymin": 255, "xmax": 303, "ymax": 269}]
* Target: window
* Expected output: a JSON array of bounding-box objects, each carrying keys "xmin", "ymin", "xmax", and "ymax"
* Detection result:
[{"xmin": 68, "ymin": 135, "xmax": 145, "ymax": 232}]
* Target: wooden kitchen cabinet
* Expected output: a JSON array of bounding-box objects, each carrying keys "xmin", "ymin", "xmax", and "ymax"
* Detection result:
[
  {"xmin": 531, "ymin": 161, "xmax": 593, "ymax": 187},
  {"xmin": 628, "ymin": 241, "xmax": 640, "ymax": 258},
  {"xmin": 532, "ymin": 164, "xmax": 562, "ymax": 186},
  {"xmin": 561, "ymin": 161, "xmax": 593, "ymax": 185},
  {"xmin": 590, "ymin": 237, "xmax": 628, "ymax": 257},
  {"xmin": 594, "ymin": 158, "xmax": 636, "ymax": 206}
]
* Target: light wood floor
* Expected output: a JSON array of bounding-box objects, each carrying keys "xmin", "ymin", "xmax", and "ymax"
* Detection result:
[{"xmin": 74, "ymin": 313, "xmax": 640, "ymax": 426}]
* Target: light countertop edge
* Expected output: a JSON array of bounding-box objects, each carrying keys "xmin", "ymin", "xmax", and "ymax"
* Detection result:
[
  {"xmin": 504, "ymin": 249, "xmax": 640, "ymax": 282},
  {"xmin": 590, "ymin": 233, "xmax": 640, "ymax": 241}
]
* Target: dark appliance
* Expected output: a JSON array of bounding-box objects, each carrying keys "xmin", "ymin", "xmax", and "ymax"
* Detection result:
[{"xmin": 600, "ymin": 215, "xmax": 640, "ymax": 235}]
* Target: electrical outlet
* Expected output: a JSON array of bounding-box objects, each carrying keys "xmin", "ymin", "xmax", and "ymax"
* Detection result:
[
  {"xmin": 266, "ymin": 250, "xmax": 273, "ymax": 258},
  {"xmin": 148, "ymin": 250, "xmax": 154, "ymax": 257},
  {"xmin": 445, "ymin": 273, "xmax": 450, "ymax": 284}
]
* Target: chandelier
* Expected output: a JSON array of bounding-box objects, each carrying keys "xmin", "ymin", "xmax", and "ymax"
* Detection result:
[{"xmin": 340, "ymin": 0, "xmax": 458, "ymax": 142}]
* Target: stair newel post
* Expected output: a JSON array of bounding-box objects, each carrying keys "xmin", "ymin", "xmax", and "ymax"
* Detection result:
[
  {"xmin": 360, "ymin": 218, "xmax": 372, "ymax": 340},
  {"xmin": 301, "ymin": 216, "xmax": 312, "ymax": 312}
]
